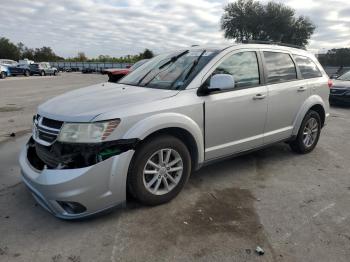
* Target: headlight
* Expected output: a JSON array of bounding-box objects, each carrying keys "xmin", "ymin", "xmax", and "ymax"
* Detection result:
[{"xmin": 58, "ymin": 119, "xmax": 120, "ymax": 143}]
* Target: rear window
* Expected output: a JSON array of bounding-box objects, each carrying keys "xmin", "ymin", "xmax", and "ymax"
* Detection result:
[
  {"xmin": 294, "ymin": 55, "xmax": 322, "ymax": 79},
  {"xmin": 263, "ymin": 52, "xmax": 297, "ymax": 84}
]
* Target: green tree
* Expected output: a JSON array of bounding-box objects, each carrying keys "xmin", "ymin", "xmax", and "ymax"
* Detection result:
[
  {"xmin": 0, "ymin": 37, "xmax": 20, "ymax": 60},
  {"xmin": 33, "ymin": 46, "xmax": 63, "ymax": 61},
  {"xmin": 141, "ymin": 49, "xmax": 154, "ymax": 59},
  {"xmin": 221, "ymin": 0, "xmax": 316, "ymax": 47},
  {"xmin": 318, "ymin": 48, "xmax": 350, "ymax": 67},
  {"xmin": 77, "ymin": 52, "xmax": 87, "ymax": 62}
]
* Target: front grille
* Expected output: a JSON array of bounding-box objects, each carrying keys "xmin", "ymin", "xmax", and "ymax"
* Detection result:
[
  {"xmin": 42, "ymin": 117, "xmax": 63, "ymax": 129},
  {"xmin": 34, "ymin": 115, "xmax": 62, "ymax": 145}
]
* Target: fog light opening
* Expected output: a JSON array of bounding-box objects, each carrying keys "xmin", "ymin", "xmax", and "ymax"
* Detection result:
[{"xmin": 57, "ymin": 201, "xmax": 87, "ymax": 214}]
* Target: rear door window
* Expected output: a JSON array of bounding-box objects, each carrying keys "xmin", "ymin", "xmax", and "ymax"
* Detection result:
[
  {"xmin": 263, "ymin": 52, "xmax": 297, "ymax": 84},
  {"xmin": 294, "ymin": 55, "xmax": 322, "ymax": 79}
]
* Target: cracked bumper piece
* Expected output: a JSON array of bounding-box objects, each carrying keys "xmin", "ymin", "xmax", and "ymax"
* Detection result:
[{"xmin": 19, "ymin": 143, "xmax": 135, "ymax": 219}]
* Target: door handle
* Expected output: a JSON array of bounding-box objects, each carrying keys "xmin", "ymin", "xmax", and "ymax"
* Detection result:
[
  {"xmin": 253, "ymin": 94, "xmax": 266, "ymax": 100},
  {"xmin": 298, "ymin": 87, "xmax": 307, "ymax": 92}
]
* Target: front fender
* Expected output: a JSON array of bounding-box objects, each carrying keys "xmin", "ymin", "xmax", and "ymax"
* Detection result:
[
  {"xmin": 292, "ymin": 95, "xmax": 327, "ymax": 136},
  {"xmin": 122, "ymin": 112, "xmax": 204, "ymax": 165}
]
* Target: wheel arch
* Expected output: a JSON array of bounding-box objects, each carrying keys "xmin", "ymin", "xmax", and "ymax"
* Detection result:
[
  {"xmin": 122, "ymin": 113, "xmax": 204, "ymax": 170},
  {"xmin": 292, "ymin": 95, "xmax": 327, "ymax": 136}
]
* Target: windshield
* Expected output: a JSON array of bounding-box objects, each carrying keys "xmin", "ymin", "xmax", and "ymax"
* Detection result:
[
  {"xmin": 119, "ymin": 49, "xmax": 219, "ymax": 90},
  {"xmin": 130, "ymin": 59, "xmax": 149, "ymax": 71},
  {"xmin": 337, "ymin": 71, "xmax": 350, "ymax": 81}
]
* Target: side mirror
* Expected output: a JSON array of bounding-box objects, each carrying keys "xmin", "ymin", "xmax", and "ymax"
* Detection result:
[{"xmin": 209, "ymin": 74, "xmax": 235, "ymax": 91}]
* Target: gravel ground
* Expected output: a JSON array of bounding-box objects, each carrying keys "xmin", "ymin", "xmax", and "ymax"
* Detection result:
[{"xmin": 0, "ymin": 73, "xmax": 349, "ymax": 262}]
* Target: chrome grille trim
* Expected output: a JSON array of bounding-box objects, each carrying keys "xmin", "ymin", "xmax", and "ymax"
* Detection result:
[{"xmin": 33, "ymin": 115, "xmax": 62, "ymax": 146}]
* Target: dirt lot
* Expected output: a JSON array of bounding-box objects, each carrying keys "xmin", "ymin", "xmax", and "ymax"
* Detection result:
[{"xmin": 0, "ymin": 73, "xmax": 349, "ymax": 262}]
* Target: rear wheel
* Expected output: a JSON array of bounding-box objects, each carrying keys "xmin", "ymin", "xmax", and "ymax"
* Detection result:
[
  {"xmin": 53, "ymin": 70, "xmax": 57, "ymax": 76},
  {"xmin": 128, "ymin": 135, "xmax": 191, "ymax": 205},
  {"xmin": 289, "ymin": 110, "xmax": 321, "ymax": 154},
  {"xmin": 24, "ymin": 70, "xmax": 30, "ymax": 77},
  {"xmin": 0, "ymin": 72, "xmax": 6, "ymax": 79},
  {"xmin": 40, "ymin": 70, "xmax": 45, "ymax": 76}
]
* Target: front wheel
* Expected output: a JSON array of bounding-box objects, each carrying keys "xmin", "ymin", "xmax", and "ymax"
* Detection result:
[
  {"xmin": 24, "ymin": 70, "xmax": 30, "ymax": 77},
  {"xmin": 128, "ymin": 135, "xmax": 191, "ymax": 206},
  {"xmin": 40, "ymin": 70, "xmax": 45, "ymax": 76},
  {"xmin": 0, "ymin": 72, "xmax": 6, "ymax": 79},
  {"xmin": 289, "ymin": 110, "xmax": 321, "ymax": 154}
]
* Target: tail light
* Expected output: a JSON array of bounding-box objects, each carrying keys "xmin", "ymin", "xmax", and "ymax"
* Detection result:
[{"xmin": 328, "ymin": 79, "xmax": 333, "ymax": 88}]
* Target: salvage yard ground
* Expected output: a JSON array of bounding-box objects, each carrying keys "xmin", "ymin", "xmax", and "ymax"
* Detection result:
[{"xmin": 0, "ymin": 73, "xmax": 349, "ymax": 262}]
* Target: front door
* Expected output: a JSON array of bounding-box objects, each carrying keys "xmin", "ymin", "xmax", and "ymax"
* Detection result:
[{"xmin": 204, "ymin": 51, "xmax": 268, "ymax": 160}]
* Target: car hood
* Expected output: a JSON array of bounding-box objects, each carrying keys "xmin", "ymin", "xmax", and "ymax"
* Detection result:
[
  {"xmin": 332, "ymin": 80, "xmax": 350, "ymax": 89},
  {"xmin": 38, "ymin": 82, "xmax": 179, "ymax": 122}
]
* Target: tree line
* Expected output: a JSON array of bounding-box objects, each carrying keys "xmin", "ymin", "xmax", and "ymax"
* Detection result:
[
  {"xmin": 318, "ymin": 48, "xmax": 350, "ymax": 67},
  {"xmin": 0, "ymin": 36, "xmax": 154, "ymax": 63}
]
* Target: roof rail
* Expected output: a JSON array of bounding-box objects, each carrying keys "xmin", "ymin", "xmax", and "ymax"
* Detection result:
[{"xmin": 242, "ymin": 40, "xmax": 306, "ymax": 50}]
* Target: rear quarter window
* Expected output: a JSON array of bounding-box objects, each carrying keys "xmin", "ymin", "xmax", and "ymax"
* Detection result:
[
  {"xmin": 263, "ymin": 51, "xmax": 297, "ymax": 84},
  {"xmin": 294, "ymin": 55, "xmax": 322, "ymax": 79}
]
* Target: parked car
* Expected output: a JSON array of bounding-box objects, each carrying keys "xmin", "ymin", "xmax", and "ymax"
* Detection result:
[
  {"xmin": 0, "ymin": 64, "xmax": 10, "ymax": 79},
  {"xmin": 106, "ymin": 59, "xmax": 149, "ymax": 82},
  {"xmin": 82, "ymin": 67, "xmax": 96, "ymax": 74},
  {"xmin": 8, "ymin": 64, "xmax": 31, "ymax": 77},
  {"xmin": 18, "ymin": 59, "xmax": 34, "ymax": 67},
  {"xmin": 0, "ymin": 59, "xmax": 31, "ymax": 76},
  {"xmin": 29, "ymin": 62, "xmax": 57, "ymax": 76},
  {"xmin": 0, "ymin": 59, "xmax": 18, "ymax": 67},
  {"xmin": 20, "ymin": 44, "xmax": 330, "ymax": 219},
  {"xmin": 329, "ymin": 70, "xmax": 350, "ymax": 106}
]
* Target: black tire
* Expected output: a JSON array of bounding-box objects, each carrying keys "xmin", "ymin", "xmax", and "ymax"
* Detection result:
[
  {"xmin": 289, "ymin": 110, "xmax": 321, "ymax": 154},
  {"xmin": 128, "ymin": 135, "xmax": 191, "ymax": 206},
  {"xmin": 40, "ymin": 70, "xmax": 45, "ymax": 76},
  {"xmin": 0, "ymin": 72, "xmax": 6, "ymax": 79},
  {"xmin": 53, "ymin": 70, "xmax": 57, "ymax": 76},
  {"xmin": 329, "ymin": 99, "xmax": 336, "ymax": 107},
  {"xmin": 24, "ymin": 70, "xmax": 30, "ymax": 77}
]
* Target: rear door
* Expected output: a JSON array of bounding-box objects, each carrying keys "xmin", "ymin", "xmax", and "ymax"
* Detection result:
[
  {"xmin": 261, "ymin": 50, "xmax": 308, "ymax": 144},
  {"xmin": 204, "ymin": 50, "xmax": 268, "ymax": 160}
]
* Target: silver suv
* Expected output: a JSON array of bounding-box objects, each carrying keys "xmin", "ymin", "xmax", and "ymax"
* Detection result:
[{"xmin": 19, "ymin": 44, "xmax": 330, "ymax": 219}]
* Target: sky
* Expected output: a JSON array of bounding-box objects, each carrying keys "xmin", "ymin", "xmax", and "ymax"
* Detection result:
[{"xmin": 0, "ymin": 0, "xmax": 349, "ymax": 58}]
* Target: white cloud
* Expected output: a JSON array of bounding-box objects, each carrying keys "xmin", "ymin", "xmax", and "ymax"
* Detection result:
[{"xmin": 0, "ymin": 0, "xmax": 349, "ymax": 58}]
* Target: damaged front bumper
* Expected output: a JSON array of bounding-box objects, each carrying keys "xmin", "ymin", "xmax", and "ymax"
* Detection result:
[{"xmin": 19, "ymin": 138, "xmax": 135, "ymax": 219}]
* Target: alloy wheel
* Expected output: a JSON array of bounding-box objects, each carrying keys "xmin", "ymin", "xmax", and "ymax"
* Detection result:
[
  {"xmin": 143, "ymin": 148, "xmax": 183, "ymax": 196},
  {"xmin": 302, "ymin": 117, "xmax": 319, "ymax": 148}
]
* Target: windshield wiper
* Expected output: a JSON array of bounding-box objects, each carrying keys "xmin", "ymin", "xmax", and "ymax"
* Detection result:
[
  {"xmin": 182, "ymin": 50, "xmax": 206, "ymax": 82},
  {"xmin": 140, "ymin": 50, "xmax": 190, "ymax": 87},
  {"xmin": 170, "ymin": 50, "xmax": 206, "ymax": 89},
  {"xmin": 159, "ymin": 50, "xmax": 189, "ymax": 69}
]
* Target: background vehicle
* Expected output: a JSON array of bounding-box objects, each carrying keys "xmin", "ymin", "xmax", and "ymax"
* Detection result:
[
  {"xmin": 18, "ymin": 59, "xmax": 34, "ymax": 67},
  {"xmin": 20, "ymin": 44, "xmax": 329, "ymax": 219},
  {"xmin": 29, "ymin": 62, "xmax": 57, "ymax": 76},
  {"xmin": 329, "ymin": 70, "xmax": 350, "ymax": 106},
  {"xmin": 82, "ymin": 67, "xmax": 96, "ymax": 74},
  {"xmin": 107, "ymin": 59, "xmax": 149, "ymax": 82},
  {"xmin": 0, "ymin": 64, "xmax": 10, "ymax": 79},
  {"xmin": 7, "ymin": 64, "xmax": 31, "ymax": 77},
  {"xmin": 0, "ymin": 59, "xmax": 31, "ymax": 76},
  {"xmin": 0, "ymin": 59, "xmax": 18, "ymax": 67}
]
